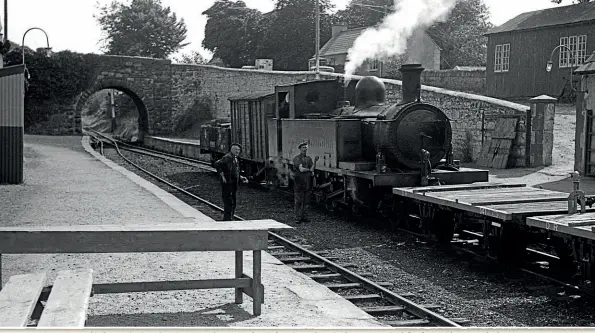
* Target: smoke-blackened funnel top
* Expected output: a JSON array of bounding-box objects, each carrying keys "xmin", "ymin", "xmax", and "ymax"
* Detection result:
[
  {"xmin": 399, "ymin": 64, "xmax": 424, "ymax": 104},
  {"xmin": 355, "ymin": 76, "xmax": 386, "ymax": 108}
]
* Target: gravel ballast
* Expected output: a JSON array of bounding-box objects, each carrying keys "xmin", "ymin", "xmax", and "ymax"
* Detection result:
[{"xmin": 101, "ymin": 147, "xmax": 595, "ymax": 327}]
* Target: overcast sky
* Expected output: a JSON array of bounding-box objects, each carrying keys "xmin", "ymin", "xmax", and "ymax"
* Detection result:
[{"xmin": 0, "ymin": 0, "xmax": 574, "ymax": 60}]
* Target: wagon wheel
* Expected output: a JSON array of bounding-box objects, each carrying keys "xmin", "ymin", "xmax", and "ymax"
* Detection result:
[
  {"xmin": 431, "ymin": 210, "xmax": 455, "ymax": 244},
  {"xmin": 495, "ymin": 225, "xmax": 527, "ymax": 266},
  {"xmin": 388, "ymin": 199, "xmax": 407, "ymax": 232},
  {"xmin": 552, "ymin": 238, "xmax": 577, "ymax": 277},
  {"xmin": 330, "ymin": 200, "xmax": 343, "ymax": 216}
]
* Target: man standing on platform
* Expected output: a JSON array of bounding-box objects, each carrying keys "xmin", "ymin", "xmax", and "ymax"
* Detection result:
[
  {"xmin": 214, "ymin": 143, "xmax": 247, "ymax": 221},
  {"xmin": 293, "ymin": 141, "xmax": 318, "ymax": 223}
]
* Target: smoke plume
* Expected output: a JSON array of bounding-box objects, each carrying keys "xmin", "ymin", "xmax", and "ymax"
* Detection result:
[{"xmin": 343, "ymin": 0, "xmax": 458, "ymax": 80}]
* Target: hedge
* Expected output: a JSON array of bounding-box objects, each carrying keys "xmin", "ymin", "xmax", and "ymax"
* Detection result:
[{"xmin": 4, "ymin": 48, "xmax": 100, "ymax": 130}]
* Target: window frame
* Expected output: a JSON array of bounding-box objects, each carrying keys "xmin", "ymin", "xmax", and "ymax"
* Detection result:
[
  {"xmin": 494, "ymin": 43, "xmax": 510, "ymax": 73},
  {"xmin": 559, "ymin": 34, "xmax": 587, "ymax": 68}
]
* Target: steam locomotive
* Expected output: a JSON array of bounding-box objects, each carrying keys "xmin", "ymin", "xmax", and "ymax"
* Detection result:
[{"xmin": 200, "ymin": 64, "xmax": 488, "ymax": 216}]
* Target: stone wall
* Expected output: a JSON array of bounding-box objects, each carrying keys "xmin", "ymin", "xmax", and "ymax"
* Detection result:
[
  {"xmin": 170, "ymin": 65, "xmax": 322, "ymax": 119},
  {"xmin": 420, "ymin": 68, "xmax": 486, "ymax": 95},
  {"xmin": 24, "ymin": 54, "xmax": 538, "ymax": 166},
  {"xmin": 171, "ymin": 66, "xmax": 528, "ymax": 163},
  {"xmin": 379, "ymin": 80, "xmax": 529, "ymax": 163}
]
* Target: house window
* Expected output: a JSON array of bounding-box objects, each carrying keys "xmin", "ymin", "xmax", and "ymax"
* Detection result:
[
  {"xmin": 494, "ymin": 43, "xmax": 510, "ymax": 72},
  {"xmin": 560, "ymin": 35, "xmax": 587, "ymax": 67},
  {"xmin": 368, "ymin": 58, "xmax": 379, "ymax": 71}
]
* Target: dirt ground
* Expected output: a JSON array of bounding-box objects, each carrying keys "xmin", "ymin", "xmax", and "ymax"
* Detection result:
[{"xmin": 465, "ymin": 102, "xmax": 579, "ymax": 191}]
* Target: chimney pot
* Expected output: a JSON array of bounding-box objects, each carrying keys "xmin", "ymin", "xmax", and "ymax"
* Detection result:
[
  {"xmin": 399, "ymin": 64, "xmax": 424, "ymax": 104},
  {"xmin": 332, "ymin": 24, "xmax": 348, "ymax": 37}
]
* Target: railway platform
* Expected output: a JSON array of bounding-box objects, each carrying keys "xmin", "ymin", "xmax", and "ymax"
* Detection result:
[{"xmin": 0, "ymin": 135, "xmax": 386, "ymax": 328}]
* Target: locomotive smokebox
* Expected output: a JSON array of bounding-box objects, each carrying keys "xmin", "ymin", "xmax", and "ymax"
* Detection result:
[{"xmin": 399, "ymin": 64, "xmax": 424, "ymax": 104}]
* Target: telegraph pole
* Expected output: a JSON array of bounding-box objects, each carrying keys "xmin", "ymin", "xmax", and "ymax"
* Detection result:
[
  {"xmin": 315, "ymin": 0, "xmax": 320, "ymax": 78},
  {"xmin": 0, "ymin": 0, "xmax": 6, "ymax": 68},
  {"xmin": 4, "ymin": 0, "xmax": 7, "ymax": 43}
]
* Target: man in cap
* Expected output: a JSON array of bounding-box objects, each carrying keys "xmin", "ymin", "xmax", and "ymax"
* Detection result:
[
  {"xmin": 214, "ymin": 143, "xmax": 248, "ymax": 221},
  {"xmin": 292, "ymin": 141, "xmax": 318, "ymax": 223}
]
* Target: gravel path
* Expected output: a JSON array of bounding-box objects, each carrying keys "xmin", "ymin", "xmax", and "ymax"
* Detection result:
[{"xmin": 100, "ymin": 146, "xmax": 595, "ymax": 327}]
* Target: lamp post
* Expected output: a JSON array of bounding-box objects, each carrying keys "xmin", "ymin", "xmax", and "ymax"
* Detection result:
[
  {"xmin": 315, "ymin": 0, "xmax": 320, "ymax": 79},
  {"xmin": 546, "ymin": 44, "xmax": 576, "ymax": 92},
  {"xmin": 21, "ymin": 27, "xmax": 51, "ymax": 81}
]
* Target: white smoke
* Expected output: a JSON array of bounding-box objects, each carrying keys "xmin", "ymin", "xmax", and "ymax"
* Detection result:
[{"xmin": 343, "ymin": 0, "xmax": 458, "ymax": 80}]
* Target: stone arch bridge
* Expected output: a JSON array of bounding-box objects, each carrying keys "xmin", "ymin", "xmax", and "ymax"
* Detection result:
[{"xmin": 61, "ymin": 55, "xmax": 322, "ymax": 140}]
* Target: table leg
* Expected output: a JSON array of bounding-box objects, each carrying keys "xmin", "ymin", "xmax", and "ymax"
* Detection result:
[
  {"xmin": 252, "ymin": 250, "xmax": 262, "ymax": 316},
  {"xmin": 235, "ymin": 251, "xmax": 243, "ymax": 304}
]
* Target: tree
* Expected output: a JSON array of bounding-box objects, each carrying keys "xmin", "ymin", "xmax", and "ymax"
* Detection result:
[
  {"xmin": 427, "ymin": 0, "xmax": 493, "ymax": 68},
  {"xmin": 202, "ymin": 0, "xmax": 265, "ymax": 68},
  {"xmin": 173, "ymin": 50, "xmax": 208, "ymax": 64},
  {"xmin": 95, "ymin": 0, "xmax": 188, "ymax": 59},
  {"xmin": 551, "ymin": 0, "xmax": 591, "ymax": 4},
  {"xmin": 258, "ymin": 0, "xmax": 335, "ymax": 70},
  {"xmin": 333, "ymin": 0, "xmax": 394, "ymax": 28}
]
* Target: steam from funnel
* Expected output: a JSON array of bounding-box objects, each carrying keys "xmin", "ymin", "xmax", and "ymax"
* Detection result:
[{"xmin": 343, "ymin": 0, "xmax": 457, "ymax": 80}]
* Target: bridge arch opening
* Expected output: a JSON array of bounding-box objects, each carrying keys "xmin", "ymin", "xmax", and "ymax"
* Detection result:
[{"xmin": 77, "ymin": 84, "xmax": 149, "ymax": 142}]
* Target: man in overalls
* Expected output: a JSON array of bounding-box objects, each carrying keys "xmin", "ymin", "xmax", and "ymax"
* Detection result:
[
  {"xmin": 214, "ymin": 143, "xmax": 247, "ymax": 221},
  {"xmin": 293, "ymin": 141, "xmax": 318, "ymax": 223}
]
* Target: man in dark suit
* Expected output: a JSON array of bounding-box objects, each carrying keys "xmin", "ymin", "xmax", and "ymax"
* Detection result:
[
  {"xmin": 292, "ymin": 141, "xmax": 318, "ymax": 223},
  {"xmin": 213, "ymin": 143, "xmax": 247, "ymax": 221}
]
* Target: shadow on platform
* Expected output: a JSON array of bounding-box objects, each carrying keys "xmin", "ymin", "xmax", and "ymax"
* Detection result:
[{"xmin": 86, "ymin": 303, "xmax": 253, "ymax": 327}]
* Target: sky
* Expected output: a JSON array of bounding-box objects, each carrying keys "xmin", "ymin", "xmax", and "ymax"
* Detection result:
[{"xmin": 0, "ymin": 0, "xmax": 580, "ymax": 61}]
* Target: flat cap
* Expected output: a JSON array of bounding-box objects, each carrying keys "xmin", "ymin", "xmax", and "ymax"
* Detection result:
[
  {"xmin": 230, "ymin": 143, "xmax": 242, "ymax": 150},
  {"xmin": 298, "ymin": 141, "xmax": 309, "ymax": 148}
]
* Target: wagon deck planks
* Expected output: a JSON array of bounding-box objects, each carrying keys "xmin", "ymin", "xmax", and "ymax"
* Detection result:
[
  {"xmin": 526, "ymin": 213, "xmax": 595, "ymax": 240},
  {"xmin": 393, "ymin": 183, "xmax": 595, "ymax": 221}
]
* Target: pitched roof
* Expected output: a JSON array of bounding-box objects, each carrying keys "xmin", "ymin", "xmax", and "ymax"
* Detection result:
[
  {"xmin": 486, "ymin": 2, "xmax": 595, "ymax": 35},
  {"xmin": 318, "ymin": 27, "xmax": 368, "ymax": 56},
  {"xmin": 317, "ymin": 26, "xmax": 439, "ymax": 57}
]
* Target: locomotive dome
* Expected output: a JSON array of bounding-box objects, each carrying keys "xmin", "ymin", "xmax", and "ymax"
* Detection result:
[{"xmin": 355, "ymin": 76, "xmax": 386, "ymax": 108}]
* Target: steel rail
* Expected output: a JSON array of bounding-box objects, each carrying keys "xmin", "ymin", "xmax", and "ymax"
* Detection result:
[{"xmin": 88, "ymin": 131, "xmax": 460, "ymax": 327}]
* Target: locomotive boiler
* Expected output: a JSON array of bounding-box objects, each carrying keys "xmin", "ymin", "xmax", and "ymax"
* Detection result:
[{"xmin": 334, "ymin": 64, "xmax": 452, "ymax": 173}]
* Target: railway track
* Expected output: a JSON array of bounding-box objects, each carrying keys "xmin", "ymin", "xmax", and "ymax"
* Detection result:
[
  {"xmin": 87, "ymin": 131, "xmax": 465, "ymax": 327},
  {"xmin": 89, "ymin": 132, "xmax": 595, "ymax": 303}
]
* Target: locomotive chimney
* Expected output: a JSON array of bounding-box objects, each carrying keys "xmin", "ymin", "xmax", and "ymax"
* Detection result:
[{"xmin": 399, "ymin": 64, "xmax": 424, "ymax": 104}]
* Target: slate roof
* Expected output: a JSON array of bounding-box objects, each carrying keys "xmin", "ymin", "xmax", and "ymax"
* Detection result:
[
  {"xmin": 318, "ymin": 27, "xmax": 369, "ymax": 56},
  {"xmin": 485, "ymin": 2, "xmax": 595, "ymax": 35},
  {"xmin": 317, "ymin": 26, "xmax": 440, "ymax": 57}
]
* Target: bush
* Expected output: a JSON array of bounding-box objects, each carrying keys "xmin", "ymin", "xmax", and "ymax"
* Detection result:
[
  {"xmin": 4, "ymin": 49, "xmax": 99, "ymax": 130},
  {"xmin": 173, "ymin": 97, "xmax": 213, "ymax": 133}
]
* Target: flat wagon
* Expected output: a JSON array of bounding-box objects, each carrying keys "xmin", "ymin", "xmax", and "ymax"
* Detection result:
[{"xmin": 392, "ymin": 172, "xmax": 595, "ymax": 290}]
